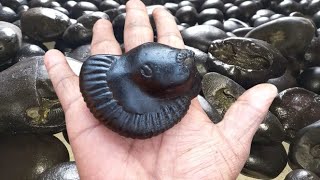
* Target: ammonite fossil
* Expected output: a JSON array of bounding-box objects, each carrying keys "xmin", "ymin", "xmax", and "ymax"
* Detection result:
[{"xmin": 80, "ymin": 42, "xmax": 201, "ymax": 139}]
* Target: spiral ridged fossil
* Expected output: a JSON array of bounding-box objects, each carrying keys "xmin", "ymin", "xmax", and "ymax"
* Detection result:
[{"xmin": 80, "ymin": 42, "xmax": 201, "ymax": 139}]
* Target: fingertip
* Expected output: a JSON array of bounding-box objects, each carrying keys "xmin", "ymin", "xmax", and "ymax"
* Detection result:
[
  {"xmin": 126, "ymin": 0, "xmax": 143, "ymax": 7},
  {"xmin": 93, "ymin": 18, "xmax": 112, "ymax": 32},
  {"xmin": 44, "ymin": 49, "xmax": 65, "ymax": 68},
  {"xmin": 243, "ymin": 83, "xmax": 278, "ymax": 102},
  {"xmin": 153, "ymin": 6, "xmax": 173, "ymax": 19}
]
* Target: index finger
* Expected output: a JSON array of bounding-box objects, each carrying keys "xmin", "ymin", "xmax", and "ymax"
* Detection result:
[{"xmin": 153, "ymin": 8, "xmax": 184, "ymax": 49}]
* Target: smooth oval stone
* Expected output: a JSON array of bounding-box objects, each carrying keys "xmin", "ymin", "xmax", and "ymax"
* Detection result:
[
  {"xmin": 207, "ymin": 37, "xmax": 287, "ymax": 88},
  {"xmin": 13, "ymin": 44, "xmax": 46, "ymax": 63},
  {"xmin": 185, "ymin": 45, "xmax": 209, "ymax": 77},
  {"xmin": 245, "ymin": 17, "xmax": 315, "ymax": 57},
  {"xmin": 37, "ymin": 162, "xmax": 79, "ymax": 180},
  {"xmin": 16, "ymin": 5, "xmax": 29, "ymax": 17},
  {"xmin": 49, "ymin": 1, "xmax": 61, "ymax": 8},
  {"xmin": 297, "ymin": 67, "xmax": 320, "ymax": 94},
  {"xmin": 1, "ymin": 0, "xmax": 27, "ymax": 11},
  {"xmin": 53, "ymin": 6, "xmax": 69, "ymax": 15},
  {"xmin": 197, "ymin": 95, "xmax": 222, "ymax": 124},
  {"xmin": 21, "ymin": 7, "xmax": 70, "ymax": 42},
  {"xmin": 0, "ymin": 22, "xmax": 22, "ymax": 65},
  {"xmin": 202, "ymin": 72, "xmax": 285, "ymax": 143},
  {"xmin": 0, "ymin": 56, "xmax": 67, "ymax": 134},
  {"xmin": 112, "ymin": 12, "xmax": 125, "ymax": 43},
  {"xmin": 99, "ymin": 0, "xmax": 119, "ymax": 11},
  {"xmin": 177, "ymin": 1, "xmax": 195, "ymax": 8},
  {"xmin": 269, "ymin": 13, "xmax": 286, "ymax": 20},
  {"xmin": 28, "ymin": 0, "xmax": 52, "ymax": 8},
  {"xmin": 198, "ymin": 8, "xmax": 224, "ymax": 24},
  {"xmin": 77, "ymin": 11, "xmax": 109, "ymax": 29},
  {"xmin": 227, "ymin": 18, "xmax": 249, "ymax": 27},
  {"xmin": 223, "ymin": 18, "xmax": 248, "ymax": 32},
  {"xmin": 63, "ymin": 0, "xmax": 77, "ymax": 11},
  {"xmin": 202, "ymin": 19, "xmax": 224, "ymax": 30},
  {"xmin": 0, "ymin": 6, "xmax": 18, "ymax": 22},
  {"xmin": 250, "ymin": 14, "xmax": 262, "ymax": 25},
  {"xmin": 232, "ymin": 27, "xmax": 254, "ymax": 37},
  {"xmin": 54, "ymin": 38, "xmax": 75, "ymax": 53},
  {"xmin": 241, "ymin": 143, "xmax": 288, "ymax": 179},
  {"xmin": 238, "ymin": 1, "xmax": 260, "ymax": 21},
  {"xmin": 117, "ymin": 4, "xmax": 126, "ymax": 13},
  {"xmin": 164, "ymin": 2, "xmax": 179, "ymax": 14},
  {"xmin": 277, "ymin": 0, "xmax": 300, "ymax": 15},
  {"xmin": 22, "ymin": 38, "xmax": 48, "ymax": 51},
  {"xmin": 285, "ymin": 169, "xmax": 320, "ymax": 180},
  {"xmin": 70, "ymin": 1, "xmax": 98, "ymax": 19},
  {"xmin": 63, "ymin": 23, "xmax": 92, "ymax": 46},
  {"xmin": 313, "ymin": 11, "xmax": 320, "ymax": 28},
  {"xmin": 254, "ymin": 112, "xmax": 285, "ymax": 144},
  {"xmin": 270, "ymin": 87, "xmax": 320, "ymax": 142},
  {"xmin": 253, "ymin": 16, "xmax": 270, "ymax": 27},
  {"xmin": 225, "ymin": 6, "xmax": 244, "ymax": 20},
  {"xmin": 267, "ymin": 66, "xmax": 297, "ymax": 92},
  {"xmin": 288, "ymin": 120, "xmax": 320, "ymax": 176},
  {"xmin": 200, "ymin": 0, "xmax": 224, "ymax": 11},
  {"xmin": 306, "ymin": 0, "xmax": 320, "ymax": 15},
  {"xmin": 104, "ymin": 8, "xmax": 121, "ymax": 21},
  {"xmin": 67, "ymin": 43, "xmax": 91, "ymax": 62},
  {"xmin": 255, "ymin": 9, "xmax": 275, "ymax": 17},
  {"xmin": 174, "ymin": 0, "xmax": 203, "ymax": 11},
  {"xmin": 304, "ymin": 37, "xmax": 320, "ymax": 67},
  {"xmin": 181, "ymin": 25, "xmax": 228, "ymax": 52},
  {"xmin": 289, "ymin": 11, "xmax": 305, "ymax": 17},
  {"xmin": 175, "ymin": 5, "xmax": 198, "ymax": 26},
  {"xmin": 0, "ymin": 134, "xmax": 69, "ymax": 180},
  {"xmin": 82, "ymin": 0, "xmax": 103, "ymax": 7},
  {"xmin": 223, "ymin": 2, "xmax": 234, "ymax": 12}
]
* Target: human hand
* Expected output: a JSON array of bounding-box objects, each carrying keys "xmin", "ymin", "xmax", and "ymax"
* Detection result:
[{"xmin": 44, "ymin": 0, "xmax": 277, "ymax": 179}]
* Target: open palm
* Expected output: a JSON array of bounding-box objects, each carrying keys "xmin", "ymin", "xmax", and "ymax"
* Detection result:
[{"xmin": 44, "ymin": 0, "xmax": 277, "ymax": 179}]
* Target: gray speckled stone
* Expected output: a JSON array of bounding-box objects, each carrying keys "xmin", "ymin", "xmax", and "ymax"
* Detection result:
[{"xmin": 21, "ymin": 7, "xmax": 70, "ymax": 42}]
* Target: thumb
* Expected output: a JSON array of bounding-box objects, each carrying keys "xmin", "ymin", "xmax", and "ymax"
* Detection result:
[{"xmin": 218, "ymin": 83, "xmax": 278, "ymax": 145}]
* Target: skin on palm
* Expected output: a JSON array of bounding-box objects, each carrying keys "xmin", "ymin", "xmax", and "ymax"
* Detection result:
[{"xmin": 44, "ymin": 0, "xmax": 278, "ymax": 179}]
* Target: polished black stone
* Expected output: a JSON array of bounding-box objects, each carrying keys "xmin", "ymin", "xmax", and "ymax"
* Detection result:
[
  {"xmin": 288, "ymin": 120, "xmax": 320, "ymax": 176},
  {"xmin": 270, "ymin": 87, "xmax": 320, "ymax": 142},
  {"xmin": 285, "ymin": 169, "xmax": 320, "ymax": 180},
  {"xmin": 241, "ymin": 143, "xmax": 288, "ymax": 179},
  {"xmin": 181, "ymin": 25, "xmax": 228, "ymax": 52},
  {"xmin": 297, "ymin": 67, "xmax": 320, "ymax": 94},
  {"xmin": 38, "ymin": 162, "xmax": 79, "ymax": 180},
  {"xmin": 246, "ymin": 17, "xmax": 315, "ymax": 58},
  {"xmin": 175, "ymin": 5, "xmax": 198, "ymax": 26},
  {"xmin": 0, "ymin": 22, "xmax": 21, "ymax": 64},
  {"xmin": 0, "ymin": 134, "xmax": 69, "ymax": 180},
  {"xmin": 0, "ymin": 6, "xmax": 18, "ymax": 22}
]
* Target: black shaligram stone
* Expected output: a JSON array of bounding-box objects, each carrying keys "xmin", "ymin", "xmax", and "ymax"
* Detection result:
[{"xmin": 80, "ymin": 42, "xmax": 201, "ymax": 139}]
